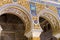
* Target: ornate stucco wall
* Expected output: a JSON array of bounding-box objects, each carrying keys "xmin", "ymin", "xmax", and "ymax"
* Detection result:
[
  {"xmin": 0, "ymin": 0, "xmax": 60, "ymax": 40},
  {"xmin": 0, "ymin": 0, "xmax": 58, "ymax": 14}
]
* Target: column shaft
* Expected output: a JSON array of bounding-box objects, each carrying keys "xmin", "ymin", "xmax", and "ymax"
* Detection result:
[{"xmin": 32, "ymin": 37, "xmax": 40, "ymax": 40}]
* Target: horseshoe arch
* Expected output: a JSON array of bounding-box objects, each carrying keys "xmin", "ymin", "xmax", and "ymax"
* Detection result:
[
  {"xmin": 38, "ymin": 9, "xmax": 60, "ymax": 35},
  {"xmin": 0, "ymin": 4, "xmax": 32, "ymax": 34}
]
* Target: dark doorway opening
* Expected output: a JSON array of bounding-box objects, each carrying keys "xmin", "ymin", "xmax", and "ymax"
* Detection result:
[
  {"xmin": 39, "ymin": 17, "xmax": 57, "ymax": 40},
  {"xmin": 0, "ymin": 13, "xmax": 28, "ymax": 40}
]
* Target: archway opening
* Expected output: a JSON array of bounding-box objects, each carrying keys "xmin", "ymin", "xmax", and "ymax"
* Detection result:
[
  {"xmin": 0, "ymin": 13, "xmax": 28, "ymax": 40},
  {"xmin": 39, "ymin": 17, "xmax": 57, "ymax": 40}
]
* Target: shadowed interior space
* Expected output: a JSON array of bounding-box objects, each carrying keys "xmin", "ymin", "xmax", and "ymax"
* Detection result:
[
  {"xmin": 39, "ymin": 17, "xmax": 57, "ymax": 40},
  {"xmin": 0, "ymin": 13, "xmax": 28, "ymax": 40}
]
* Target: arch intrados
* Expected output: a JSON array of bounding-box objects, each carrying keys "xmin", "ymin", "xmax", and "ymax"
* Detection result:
[
  {"xmin": 39, "ymin": 17, "xmax": 52, "ymax": 30},
  {"xmin": 0, "ymin": 13, "xmax": 25, "ymax": 24}
]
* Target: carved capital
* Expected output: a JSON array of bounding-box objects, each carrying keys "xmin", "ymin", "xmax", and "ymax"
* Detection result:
[{"xmin": 24, "ymin": 29, "xmax": 43, "ymax": 38}]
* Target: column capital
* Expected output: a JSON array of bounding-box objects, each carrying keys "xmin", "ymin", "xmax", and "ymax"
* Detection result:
[
  {"xmin": 53, "ymin": 33, "xmax": 60, "ymax": 39},
  {"xmin": 24, "ymin": 29, "xmax": 43, "ymax": 38},
  {"xmin": 31, "ymin": 29, "xmax": 43, "ymax": 37},
  {"xmin": 24, "ymin": 31, "xmax": 32, "ymax": 38}
]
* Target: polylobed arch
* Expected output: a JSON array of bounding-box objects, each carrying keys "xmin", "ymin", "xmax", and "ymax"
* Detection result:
[
  {"xmin": 0, "ymin": 4, "xmax": 32, "ymax": 34},
  {"xmin": 38, "ymin": 9, "xmax": 60, "ymax": 36},
  {"xmin": 0, "ymin": 13, "xmax": 28, "ymax": 40}
]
